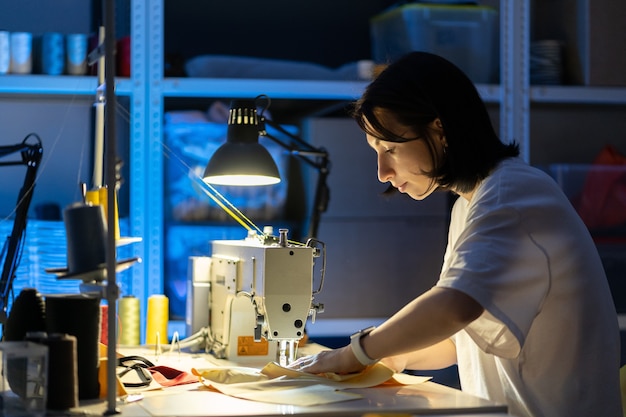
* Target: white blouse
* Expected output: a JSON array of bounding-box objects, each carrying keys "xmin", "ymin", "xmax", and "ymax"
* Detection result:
[{"xmin": 437, "ymin": 158, "xmax": 622, "ymax": 417}]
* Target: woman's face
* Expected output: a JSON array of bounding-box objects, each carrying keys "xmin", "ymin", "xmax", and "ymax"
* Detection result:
[{"xmin": 365, "ymin": 116, "xmax": 443, "ymax": 201}]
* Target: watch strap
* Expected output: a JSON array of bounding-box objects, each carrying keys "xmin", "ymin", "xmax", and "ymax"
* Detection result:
[{"xmin": 350, "ymin": 326, "xmax": 378, "ymax": 366}]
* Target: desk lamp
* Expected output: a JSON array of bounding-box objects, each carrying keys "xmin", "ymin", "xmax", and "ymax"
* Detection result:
[{"xmin": 203, "ymin": 96, "xmax": 330, "ymax": 239}]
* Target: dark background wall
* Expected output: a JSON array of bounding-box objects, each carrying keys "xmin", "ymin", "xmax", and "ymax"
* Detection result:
[{"xmin": 163, "ymin": 0, "xmax": 396, "ymax": 73}]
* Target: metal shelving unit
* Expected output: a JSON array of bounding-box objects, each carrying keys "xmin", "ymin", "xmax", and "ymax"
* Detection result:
[
  {"xmin": 1, "ymin": 0, "xmax": 624, "ymax": 333},
  {"xmin": 132, "ymin": 0, "xmax": 626, "ymax": 325}
]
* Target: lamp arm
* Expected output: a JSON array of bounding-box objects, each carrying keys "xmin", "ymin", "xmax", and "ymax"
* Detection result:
[
  {"xmin": 0, "ymin": 135, "xmax": 43, "ymax": 324},
  {"xmin": 261, "ymin": 116, "xmax": 321, "ymax": 154},
  {"xmin": 308, "ymin": 156, "xmax": 330, "ymax": 239},
  {"xmin": 262, "ymin": 128, "xmax": 330, "ymax": 240},
  {"xmin": 263, "ymin": 132, "xmax": 327, "ymax": 168}
]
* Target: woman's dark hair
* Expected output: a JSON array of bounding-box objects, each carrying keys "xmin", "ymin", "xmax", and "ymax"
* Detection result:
[{"xmin": 352, "ymin": 51, "xmax": 519, "ymax": 193}]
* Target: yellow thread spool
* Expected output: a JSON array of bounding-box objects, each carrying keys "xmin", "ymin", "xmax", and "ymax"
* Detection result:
[
  {"xmin": 146, "ymin": 294, "xmax": 169, "ymax": 345},
  {"xmin": 85, "ymin": 186, "xmax": 120, "ymax": 240},
  {"xmin": 118, "ymin": 295, "xmax": 140, "ymax": 346}
]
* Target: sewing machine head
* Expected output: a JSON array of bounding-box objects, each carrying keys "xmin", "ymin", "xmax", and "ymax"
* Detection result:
[{"xmin": 200, "ymin": 228, "xmax": 324, "ymax": 365}]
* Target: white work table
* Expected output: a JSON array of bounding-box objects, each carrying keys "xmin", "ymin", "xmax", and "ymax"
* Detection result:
[
  {"xmin": 88, "ymin": 384, "xmax": 509, "ymax": 417},
  {"xmin": 69, "ymin": 345, "xmax": 510, "ymax": 417}
]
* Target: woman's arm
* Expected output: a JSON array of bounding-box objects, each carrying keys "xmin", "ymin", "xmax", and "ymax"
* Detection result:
[
  {"xmin": 362, "ymin": 287, "xmax": 482, "ymax": 360},
  {"xmin": 292, "ymin": 287, "xmax": 482, "ymax": 374},
  {"xmin": 381, "ymin": 338, "xmax": 457, "ymax": 373}
]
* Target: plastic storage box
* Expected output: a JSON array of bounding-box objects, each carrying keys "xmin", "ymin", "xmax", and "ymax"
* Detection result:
[
  {"xmin": 548, "ymin": 163, "xmax": 626, "ymax": 237},
  {"xmin": 548, "ymin": 163, "xmax": 626, "ymax": 314},
  {"xmin": 370, "ymin": 3, "xmax": 499, "ymax": 83}
]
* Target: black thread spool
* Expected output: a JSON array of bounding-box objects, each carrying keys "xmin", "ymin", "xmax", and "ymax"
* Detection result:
[
  {"xmin": 3, "ymin": 288, "xmax": 46, "ymax": 341},
  {"xmin": 45, "ymin": 294, "xmax": 101, "ymax": 400},
  {"xmin": 63, "ymin": 203, "xmax": 107, "ymax": 280}
]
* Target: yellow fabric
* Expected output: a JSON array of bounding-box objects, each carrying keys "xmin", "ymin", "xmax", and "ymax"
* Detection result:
[
  {"xmin": 191, "ymin": 361, "xmax": 431, "ymax": 406},
  {"xmin": 193, "ymin": 361, "xmax": 429, "ymax": 389}
]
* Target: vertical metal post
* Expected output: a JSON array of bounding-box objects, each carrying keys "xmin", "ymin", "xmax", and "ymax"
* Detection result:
[
  {"xmin": 129, "ymin": 0, "xmax": 147, "ymax": 309},
  {"xmin": 145, "ymin": 0, "xmax": 165, "ymax": 298},
  {"xmin": 104, "ymin": 0, "xmax": 119, "ymax": 414},
  {"xmin": 129, "ymin": 0, "xmax": 165, "ymax": 343},
  {"xmin": 500, "ymin": 0, "xmax": 530, "ymax": 161}
]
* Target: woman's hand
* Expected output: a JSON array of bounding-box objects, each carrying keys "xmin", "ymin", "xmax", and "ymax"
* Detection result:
[{"xmin": 288, "ymin": 345, "xmax": 366, "ymax": 375}]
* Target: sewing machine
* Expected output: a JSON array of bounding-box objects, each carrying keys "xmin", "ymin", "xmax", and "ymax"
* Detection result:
[{"xmin": 188, "ymin": 228, "xmax": 325, "ymax": 366}]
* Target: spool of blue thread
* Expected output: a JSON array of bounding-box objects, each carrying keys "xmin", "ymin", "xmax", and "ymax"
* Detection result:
[{"xmin": 41, "ymin": 32, "xmax": 64, "ymax": 75}]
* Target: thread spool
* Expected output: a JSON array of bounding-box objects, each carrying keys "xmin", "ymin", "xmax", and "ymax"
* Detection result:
[
  {"xmin": 45, "ymin": 294, "xmax": 101, "ymax": 400},
  {"xmin": 40, "ymin": 32, "xmax": 65, "ymax": 75},
  {"xmin": 9, "ymin": 32, "xmax": 32, "ymax": 74},
  {"xmin": 84, "ymin": 187, "xmax": 120, "ymax": 240},
  {"xmin": 146, "ymin": 294, "xmax": 169, "ymax": 345},
  {"xmin": 116, "ymin": 36, "xmax": 131, "ymax": 77},
  {"xmin": 65, "ymin": 33, "xmax": 87, "ymax": 75},
  {"xmin": 26, "ymin": 332, "xmax": 78, "ymax": 410},
  {"xmin": 62, "ymin": 203, "xmax": 107, "ymax": 279},
  {"xmin": 100, "ymin": 304, "xmax": 109, "ymax": 345},
  {"xmin": 118, "ymin": 295, "xmax": 140, "ymax": 346},
  {"xmin": 3, "ymin": 288, "xmax": 46, "ymax": 342},
  {"xmin": 0, "ymin": 31, "xmax": 9, "ymax": 74}
]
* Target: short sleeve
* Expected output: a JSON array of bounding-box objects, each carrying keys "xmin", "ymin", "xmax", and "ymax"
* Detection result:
[{"xmin": 437, "ymin": 179, "xmax": 551, "ymax": 358}]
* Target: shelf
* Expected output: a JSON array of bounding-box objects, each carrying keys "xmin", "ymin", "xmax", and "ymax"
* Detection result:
[
  {"xmin": 530, "ymin": 85, "xmax": 626, "ymax": 105},
  {"xmin": 4, "ymin": 75, "xmax": 623, "ymax": 106},
  {"xmin": 162, "ymin": 78, "xmax": 505, "ymax": 104},
  {"xmin": 0, "ymin": 75, "xmax": 133, "ymax": 96},
  {"xmin": 162, "ymin": 78, "xmax": 369, "ymax": 100},
  {"xmin": 476, "ymin": 84, "xmax": 502, "ymax": 104}
]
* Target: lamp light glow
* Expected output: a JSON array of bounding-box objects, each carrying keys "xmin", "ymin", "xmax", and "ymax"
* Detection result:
[
  {"xmin": 204, "ymin": 174, "xmax": 280, "ymax": 186},
  {"xmin": 203, "ymin": 100, "xmax": 281, "ymax": 186}
]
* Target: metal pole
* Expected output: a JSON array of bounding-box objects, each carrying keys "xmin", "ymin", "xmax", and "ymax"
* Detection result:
[{"xmin": 104, "ymin": 0, "xmax": 120, "ymax": 413}]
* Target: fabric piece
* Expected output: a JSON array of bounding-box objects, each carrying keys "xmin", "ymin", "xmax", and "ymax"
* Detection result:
[
  {"xmin": 98, "ymin": 358, "xmax": 128, "ymax": 399},
  {"xmin": 184, "ymin": 55, "xmax": 368, "ymax": 81},
  {"xmin": 99, "ymin": 347, "xmax": 196, "ymax": 394},
  {"xmin": 192, "ymin": 362, "xmax": 430, "ymax": 406},
  {"xmin": 148, "ymin": 365, "xmax": 198, "ymax": 387}
]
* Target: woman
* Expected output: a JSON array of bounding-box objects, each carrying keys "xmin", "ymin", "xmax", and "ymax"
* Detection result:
[{"xmin": 290, "ymin": 52, "xmax": 622, "ymax": 417}]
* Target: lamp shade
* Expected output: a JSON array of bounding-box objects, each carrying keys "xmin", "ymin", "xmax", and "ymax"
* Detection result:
[
  {"xmin": 203, "ymin": 100, "xmax": 281, "ymax": 186},
  {"xmin": 203, "ymin": 141, "xmax": 281, "ymax": 186}
]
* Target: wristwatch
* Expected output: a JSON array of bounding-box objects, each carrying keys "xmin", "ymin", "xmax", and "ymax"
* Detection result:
[{"xmin": 350, "ymin": 326, "xmax": 378, "ymax": 366}]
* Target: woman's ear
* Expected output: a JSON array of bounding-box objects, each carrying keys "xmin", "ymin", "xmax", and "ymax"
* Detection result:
[{"xmin": 433, "ymin": 118, "xmax": 447, "ymax": 146}]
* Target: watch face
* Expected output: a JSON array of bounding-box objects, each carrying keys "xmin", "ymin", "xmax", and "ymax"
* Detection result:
[{"xmin": 352, "ymin": 326, "xmax": 376, "ymax": 338}]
